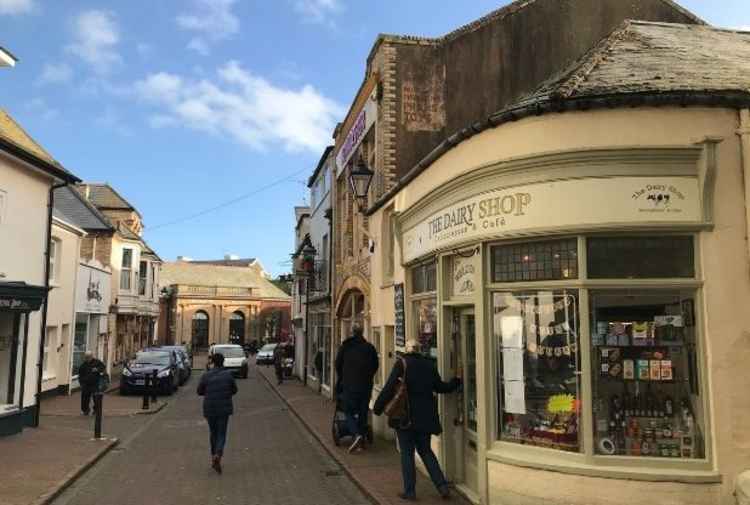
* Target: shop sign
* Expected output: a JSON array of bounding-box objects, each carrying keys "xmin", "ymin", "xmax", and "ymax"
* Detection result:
[
  {"xmin": 76, "ymin": 263, "xmax": 111, "ymax": 314},
  {"xmin": 0, "ymin": 298, "xmax": 35, "ymax": 311},
  {"xmin": 335, "ymin": 91, "xmax": 377, "ymax": 176},
  {"xmin": 452, "ymin": 255, "xmax": 477, "ymax": 297},
  {"xmin": 394, "ymin": 283, "xmax": 405, "ymax": 347},
  {"xmin": 402, "ymin": 177, "xmax": 700, "ymax": 263}
]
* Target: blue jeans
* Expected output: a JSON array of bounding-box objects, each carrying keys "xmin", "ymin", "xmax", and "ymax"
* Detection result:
[
  {"xmin": 396, "ymin": 429, "xmax": 447, "ymax": 496},
  {"xmin": 206, "ymin": 415, "xmax": 230, "ymax": 457},
  {"xmin": 344, "ymin": 390, "xmax": 370, "ymax": 438}
]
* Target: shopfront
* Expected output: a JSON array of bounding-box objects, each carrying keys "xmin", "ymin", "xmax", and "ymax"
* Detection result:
[
  {"xmin": 0, "ymin": 282, "xmax": 45, "ymax": 436},
  {"xmin": 367, "ymin": 105, "xmax": 750, "ymax": 505},
  {"xmin": 72, "ymin": 260, "xmax": 112, "ymax": 385}
]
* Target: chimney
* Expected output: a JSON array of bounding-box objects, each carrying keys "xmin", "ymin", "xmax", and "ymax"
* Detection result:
[
  {"xmin": 177, "ymin": 256, "xmax": 192, "ymax": 262},
  {"xmin": 224, "ymin": 254, "xmax": 240, "ymax": 260}
]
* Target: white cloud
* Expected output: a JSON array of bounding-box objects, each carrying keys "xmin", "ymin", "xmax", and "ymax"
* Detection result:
[
  {"xmin": 67, "ymin": 10, "xmax": 121, "ymax": 74},
  {"xmin": 134, "ymin": 61, "xmax": 344, "ymax": 153},
  {"xmin": 36, "ymin": 62, "xmax": 73, "ymax": 86},
  {"xmin": 26, "ymin": 97, "xmax": 59, "ymax": 121},
  {"xmin": 177, "ymin": 0, "xmax": 239, "ymax": 55},
  {"xmin": 96, "ymin": 107, "xmax": 132, "ymax": 136},
  {"xmin": 294, "ymin": 0, "xmax": 341, "ymax": 24},
  {"xmin": 0, "ymin": 0, "xmax": 34, "ymax": 15}
]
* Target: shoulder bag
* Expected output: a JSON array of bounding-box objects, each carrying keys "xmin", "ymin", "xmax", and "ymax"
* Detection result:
[{"xmin": 384, "ymin": 357, "xmax": 410, "ymax": 424}]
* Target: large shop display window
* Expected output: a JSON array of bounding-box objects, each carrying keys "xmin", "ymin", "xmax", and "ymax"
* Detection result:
[
  {"xmin": 412, "ymin": 261, "xmax": 437, "ymax": 358},
  {"xmin": 495, "ymin": 290, "xmax": 581, "ymax": 452},
  {"xmin": 0, "ymin": 312, "xmax": 24, "ymax": 410},
  {"xmin": 492, "ymin": 236, "xmax": 705, "ymax": 463}
]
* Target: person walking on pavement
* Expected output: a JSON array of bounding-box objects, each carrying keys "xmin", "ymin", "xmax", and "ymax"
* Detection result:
[
  {"xmin": 273, "ymin": 343, "xmax": 284, "ymax": 385},
  {"xmin": 373, "ymin": 340, "xmax": 461, "ymax": 501},
  {"xmin": 334, "ymin": 323, "xmax": 378, "ymax": 453},
  {"xmin": 78, "ymin": 351, "xmax": 106, "ymax": 416},
  {"xmin": 197, "ymin": 353, "xmax": 238, "ymax": 474}
]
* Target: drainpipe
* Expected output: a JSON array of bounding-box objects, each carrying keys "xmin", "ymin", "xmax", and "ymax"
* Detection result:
[
  {"xmin": 739, "ymin": 109, "xmax": 750, "ymax": 263},
  {"xmin": 33, "ymin": 182, "xmax": 67, "ymax": 427}
]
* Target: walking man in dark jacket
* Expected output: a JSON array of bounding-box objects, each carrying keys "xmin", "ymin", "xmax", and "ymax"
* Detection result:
[
  {"xmin": 78, "ymin": 351, "xmax": 106, "ymax": 416},
  {"xmin": 373, "ymin": 340, "xmax": 461, "ymax": 501},
  {"xmin": 334, "ymin": 323, "xmax": 378, "ymax": 453},
  {"xmin": 197, "ymin": 353, "xmax": 238, "ymax": 474}
]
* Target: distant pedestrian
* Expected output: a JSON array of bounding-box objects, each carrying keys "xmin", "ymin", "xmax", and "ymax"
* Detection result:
[
  {"xmin": 334, "ymin": 323, "xmax": 378, "ymax": 453},
  {"xmin": 197, "ymin": 353, "xmax": 238, "ymax": 474},
  {"xmin": 373, "ymin": 340, "xmax": 461, "ymax": 501},
  {"xmin": 272, "ymin": 344, "xmax": 284, "ymax": 385},
  {"xmin": 78, "ymin": 351, "xmax": 106, "ymax": 416}
]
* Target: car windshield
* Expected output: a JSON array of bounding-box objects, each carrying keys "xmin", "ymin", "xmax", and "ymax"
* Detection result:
[
  {"xmin": 134, "ymin": 351, "xmax": 171, "ymax": 365},
  {"xmin": 215, "ymin": 347, "xmax": 245, "ymax": 358},
  {"xmin": 260, "ymin": 344, "xmax": 277, "ymax": 353}
]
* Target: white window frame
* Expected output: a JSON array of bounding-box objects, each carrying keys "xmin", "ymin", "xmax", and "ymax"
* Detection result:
[
  {"xmin": 49, "ymin": 237, "xmax": 61, "ymax": 284},
  {"xmin": 120, "ymin": 248, "xmax": 133, "ymax": 291},
  {"xmin": 138, "ymin": 260, "xmax": 148, "ymax": 296}
]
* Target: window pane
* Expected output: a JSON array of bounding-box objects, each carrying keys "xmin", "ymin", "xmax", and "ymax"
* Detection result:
[
  {"xmin": 414, "ymin": 298, "xmax": 437, "ymax": 358},
  {"xmin": 120, "ymin": 269, "xmax": 131, "ymax": 290},
  {"xmin": 122, "ymin": 249, "xmax": 132, "ymax": 268},
  {"xmin": 412, "ymin": 261, "xmax": 437, "ymax": 294},
  {"xmin": 494, "ymin": 290, "xmax": 580, "ymax": 452},
  {"xmin": 587, "ymin": 237, "xmax": 694, "ymax": 279},
  {"xmin": 492, "ymin": 239, "xmax": 578, "ymax": 283},
  {"xmin": 590, "ymin": 290, "xmax": 704, "ymax": 459}
]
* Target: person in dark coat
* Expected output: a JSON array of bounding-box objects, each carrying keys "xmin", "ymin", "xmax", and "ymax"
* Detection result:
[
  {"xmin": 78, "ymin": 352, "xmax": 106, "ymax": 416},
  {"xmin": 272, "ymin": 343, "xmax": 284, "ymax": 385},
  {"xmin": 197, "ymin": 353, "xmax": 238, "ymax": 474},
  {"xmin": 334, "ymin": 323, "xmax": 378, "ymax": 453},
  {"xmin": 373, "ymin": 340, "xmax": 461, "ymax": 501}
]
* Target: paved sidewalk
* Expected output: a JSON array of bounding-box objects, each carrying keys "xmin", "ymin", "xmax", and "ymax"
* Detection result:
[
  {"xmin": 42, "ymin": 389, "xmax": 168, "ymax": 417},
  {"xmin": 0, "ymin": 423, "xmax": 118, "ymax": 505},
  {"xmin": 257, "ymin": 365, "xmax": 472, "ymax": 505}
]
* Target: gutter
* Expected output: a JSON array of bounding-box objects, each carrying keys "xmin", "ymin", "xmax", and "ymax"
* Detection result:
[
  {"xmin": 33, "ymin": 181, "xmax": 68, "ymax": 427},
  {"xmin": 366, "ymin": 90, "xmax": 750, "ymax": 217},
  {"xmin": 738, "ymin": 109, "xmax": 750, "ymax": 264}
]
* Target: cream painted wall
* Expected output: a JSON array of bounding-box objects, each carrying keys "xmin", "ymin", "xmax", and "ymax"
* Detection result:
[
  {"xmin": 0, "ymin": 156, "xmax": 52, "ymax": 410},
  {"xmin": 44, "ymin": 220, "xmax": 83, "ymax": 393},
  {"xmin": 369, "ymin": 106, "xmax": 750, "ymax": 504}
]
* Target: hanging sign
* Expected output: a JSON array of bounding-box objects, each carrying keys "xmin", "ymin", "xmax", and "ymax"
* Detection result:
[
  {"xmin": 335, "ymin": 91, "xmax": 378, "ymax": 176},
  {"xmin": 394, "ymin": 283, "xmax": 405, "ymax": 347}
]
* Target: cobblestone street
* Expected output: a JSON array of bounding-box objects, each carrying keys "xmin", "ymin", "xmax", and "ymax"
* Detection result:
[{"xmin": 49, "ymin": 366, "xmax": 371, "ymax": 505}]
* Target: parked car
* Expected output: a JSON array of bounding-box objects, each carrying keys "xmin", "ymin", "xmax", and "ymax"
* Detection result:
[
  {"xmin": 255, "ymin": 343, "xmax": 277, "ymax": 366},
  {"xmin": 209, "ymin": 344, "xmax": 249, "ymax": 379},
  {"xmin": 120, "ymin": 350, "xmax": 179, "ymax": 395},
  {"xmin": 157, "ymin": 346, "xmax": 192, "ymax": 384}
]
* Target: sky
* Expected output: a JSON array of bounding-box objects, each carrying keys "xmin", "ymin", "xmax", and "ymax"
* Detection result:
[{"xmin": 1, "ymin": 0, "xmax": 749, "ymax": 276}]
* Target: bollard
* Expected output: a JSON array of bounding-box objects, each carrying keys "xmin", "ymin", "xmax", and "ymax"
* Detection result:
[
  {"xmin": 142, "ymin": 374, "xmax": 150, "ymax": 410},
  {"xmin": 151, "ymin": 370, "xmax": 158, "ymax": 403},
  {"xmin": 93, "ymin": 391, "xmax": 103, "ymax": 439}
]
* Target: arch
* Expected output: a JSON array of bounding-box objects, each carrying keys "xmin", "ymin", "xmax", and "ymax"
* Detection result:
[
  {"xmin": 192, "ymin": 310, "xmax": 209, "ymax": 350},
  {"xmin": 229, "ymin": 310, "xmax": 245, "ymax": 346}
]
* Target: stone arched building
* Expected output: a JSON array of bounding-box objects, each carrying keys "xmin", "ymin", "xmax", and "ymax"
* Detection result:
[{"xmin": 157, "ymin": 258, "xmax": 290, "ymax": 349}]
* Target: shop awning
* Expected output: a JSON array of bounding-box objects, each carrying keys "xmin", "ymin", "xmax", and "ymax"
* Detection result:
[{"xmin": 0, "ymin": 281, "xmax": 47, "ymax": 312}]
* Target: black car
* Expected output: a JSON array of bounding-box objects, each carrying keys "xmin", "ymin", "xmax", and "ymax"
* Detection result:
[
  {"xmin": 152, "ymin": 346, "xmax": 192, "ymax": 385},
  {"xmin": 120, "ymin": 350, "xmax": 179, "ymax": 395}
]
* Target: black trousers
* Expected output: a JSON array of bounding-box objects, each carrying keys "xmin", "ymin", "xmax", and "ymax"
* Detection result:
[
  {"xmin": 206, "ymin": 415, "xmax": 230, "ymax": 457},
  {"xmin": 81, "ymin": 386, "xmax": 95, "ymax": 414},
  {"xmin": 275, "ymin": 364, "xmax": 283, "ymax": 383}
]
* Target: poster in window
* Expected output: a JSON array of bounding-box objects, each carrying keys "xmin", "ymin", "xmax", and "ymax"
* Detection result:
[{"xmin": 394, "ymin": 283, "xmax": 405, "ymax": 347}]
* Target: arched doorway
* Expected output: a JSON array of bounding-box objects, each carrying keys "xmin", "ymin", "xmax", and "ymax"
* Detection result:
[
  {"xmin": 229, "ymin": 311, "xmax": 245, "ymax": 346},
  {"xmin": 192, "ymin": 311, "xmax": 209, "ymax": 350},
  {"xmin": 337, "ymin": 289, "xmax": 366, "ymax": 342}
]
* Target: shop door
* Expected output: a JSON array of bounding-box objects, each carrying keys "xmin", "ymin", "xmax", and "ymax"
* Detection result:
[{"xmin": 449, "ymin": 307, "xmax": 479, "ymax": 497}]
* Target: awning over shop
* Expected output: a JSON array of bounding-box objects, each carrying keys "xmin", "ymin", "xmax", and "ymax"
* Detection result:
[{"xmin": 0, "ymin": 281, "xmax": 47, "ymax": 312}]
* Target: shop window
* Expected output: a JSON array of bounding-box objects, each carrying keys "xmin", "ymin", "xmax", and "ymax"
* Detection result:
[
  {"xmin": 590, "ymin": 290, "xmax": 704, "ymax": 459},
  {"xmin": 120, "ymin": 248, "xmax": 133, "ymax": 291},
  {"xmin": 492, "ymin": 239, "xmax": 578, "ymax": 283},
  {"xmin": 412, "ymin": 261, "xmax": 437, "ymax": 294},
  {"xmin": 494, "ymin": 290, "xmax": 581, "ymax": 452},
  {"xmin": 587, "ymin": 236, "xmax": 694, "ymax": 279},
  {"xmin": 414, "ymin": 298, "xmax": 438, "ymax": 358},
  {"xmin": 73, "ymin": 314, "xmax": 88, "ymax": 377}
]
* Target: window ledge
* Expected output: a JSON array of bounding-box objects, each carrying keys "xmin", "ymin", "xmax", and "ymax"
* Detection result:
[
  {"xmin": 42, "ymin": 374, "xmax": 56, "ymax": 381},
  {"xmin": 487, "ymin": 444, "xmax": 721, "ymax": 484}
]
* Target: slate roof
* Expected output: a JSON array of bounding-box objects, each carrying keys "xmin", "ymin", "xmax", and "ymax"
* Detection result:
[
  {"xmin": 160, "ymin": 262, "xmax": 289, "ymax": 300},
  {"xmin": 53, "ymin": 186, "xmax": 113, "ymax": 232},
  {"xmin": 76, "ymin": 183, "xmax": 142, "ymax": 218},
  {"xmin": 0, "ymin": 109, "xmax": 79, "ymax": 183},
  {"xmin": 117, "ymin": 222, "xmax": 141, "ymax": 241},
  {"xmin": 189, "ymin": 258, "xmax": 258, "ymax": 267},
  {"xmin": 523, "ymin": 21, "xmax": 750, "ymax": 104}
]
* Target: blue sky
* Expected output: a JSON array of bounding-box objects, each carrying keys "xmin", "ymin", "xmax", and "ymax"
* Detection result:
[{"xmin": 1, "ymin": 0, "xmax": 748, "ymax": 276}]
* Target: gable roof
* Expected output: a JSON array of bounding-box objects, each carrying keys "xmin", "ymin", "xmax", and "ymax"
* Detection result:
[
  {"xmin": 53, "ymin": 185, "xmax": 113, "ymax": 232},
  {"xmin": 160, "ymin": 262, "xmax": 289, "ymax": 300},
  {"xmin": 369, "ymin": 20, "xmax": 750, "ymax": 216},
  {"xmin": 307, "ymin": 146, "xmax": 334, "ymax": 188},
  {"xmin": 77, "ymin": 183, "xmax": 143, "ymax": 218},
  {"xmin": 0, "ymin": 109, "xmax": 79, "ymax": 183}
]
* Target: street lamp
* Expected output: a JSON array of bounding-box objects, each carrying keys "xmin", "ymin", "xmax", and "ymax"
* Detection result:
[{"xmin": 348, "ymin": 156, "xmax": 374, "ymax": 212}]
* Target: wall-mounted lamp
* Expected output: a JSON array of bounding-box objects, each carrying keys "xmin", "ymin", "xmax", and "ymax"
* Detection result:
[{"xmin": 348, "ymin": 156, "xmax": 374, "ymax": 213}]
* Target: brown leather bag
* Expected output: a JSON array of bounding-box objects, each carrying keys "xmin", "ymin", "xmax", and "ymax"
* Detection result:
[{"xmin": 384, "ymin": 357, "xmax": 409, "ymax": 422}]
